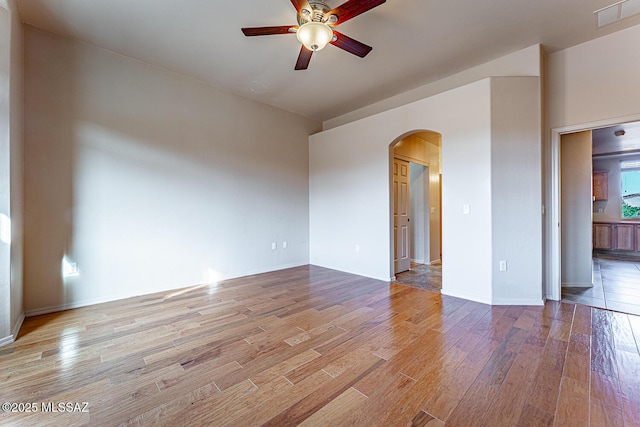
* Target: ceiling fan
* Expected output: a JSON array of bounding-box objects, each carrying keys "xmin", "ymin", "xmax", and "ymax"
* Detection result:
[{"xmin": 242, "ymin": 0, "xmax": 386, "ymax": 70}]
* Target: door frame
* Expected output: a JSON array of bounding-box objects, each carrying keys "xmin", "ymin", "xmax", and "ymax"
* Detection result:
[
  {"xmin": 389, "ymin": 130, "xmax": 442, "ymax": 279},
  {"xmin": 548, "ymin": 113, "xmax": 640, "ymax": 301}
]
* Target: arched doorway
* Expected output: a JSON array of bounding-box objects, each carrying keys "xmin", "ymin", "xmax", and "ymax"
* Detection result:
[{"xmin": 389, "ymin": 130, "xmax": 442, "ymax": 289}]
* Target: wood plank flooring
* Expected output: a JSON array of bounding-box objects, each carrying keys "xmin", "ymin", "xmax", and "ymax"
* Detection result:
[{"xmin": 1, "ymin": 265, "xmax": 640, "ymax": 426}]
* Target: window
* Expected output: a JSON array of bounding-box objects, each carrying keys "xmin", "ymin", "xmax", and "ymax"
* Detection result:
[{"xmin": 621, "ymin": 160, "xmax": 640, "ymax": 218}]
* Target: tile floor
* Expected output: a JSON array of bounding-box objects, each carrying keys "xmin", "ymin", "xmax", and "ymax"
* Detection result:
[
  {"xmin": 393, "ymin": 262, "xmax": 442, "ymax": 292},
  {"xmin": 400, "ymin": 258, "xmax": 640, "ymax": 316},
  {"xmin": 562, "ymin": 256, "xmax": 640, "ymax": 316}
]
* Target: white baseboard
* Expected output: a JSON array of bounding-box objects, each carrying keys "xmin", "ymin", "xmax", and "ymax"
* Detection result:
[
  {"xmin": 26, "ymin": 262, "xmax": 310, "ymax": 317},
  {"xmin": 441, "ymin": 288, "xmax": 543, "ymax": 306},
  {"xmin": 307, "ymin": 262, "xmax": 392, "ymax": 283},
  {"xmin": 411, "ymin": 258, "xmax": 425, "ymax": 265},
  {"xmin": 441, "ymin": 288, "xmax": 492, "ymax": 305},
  {"xmin": 545, "ymin": 292, "xmax": 558, "ymax": 301},
  {"xmin": 0, "ymin": 313, "xmax": 25, "ymax": 348},
  {"xmin": 26, "ymin": 294, "xmax": 138, "ymax": 317},
  {"xmin": 12, "ymin": 313, "xmax": 24, "ymax": 338},
  {"xmin": 429, "ymin": 259, "xmax": 442, "ymax": 265},
  {"xmin": 561, "ymin": 282, "xmax": 593, "ymax": 288},
  {"xmin": 491, "ymin": 298, "xmax": 545, "ymax": 306},
  {"xmin": 0, "ymin": 335, "xmax": 13, "ymax": 347}
]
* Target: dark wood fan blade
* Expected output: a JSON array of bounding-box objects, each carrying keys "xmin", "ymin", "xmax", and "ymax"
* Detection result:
[
  {"xmin": 330, "ymin": 31, "xmax": 372, "ymax": 57},
  {"xmin": 295, "ymin": 46, "xmax": 313, "ymax": 70},
  {"xmin": 290, "ymin": 0, "xmax": 311, "ymax": 13},
  {"xmin": 328, "ymin": 0, "xmax": 386, "ymax": 25},
  {"xmin": 241, "ymin": 26, "xmax": 296, "ymax": 36}
]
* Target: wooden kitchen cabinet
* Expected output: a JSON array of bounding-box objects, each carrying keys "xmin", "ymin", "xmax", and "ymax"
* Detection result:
[
  {"xmin": 593, "ymin": 171, "xmax": 608, "ymax": 201},
  {"xmin": 593, "ymin": 223, "xmax": 612, "ymax": 250},
  {"xmin": 614, "ymin": 224, "xmax": 635, "ymax": 251},
  {"xmin": 593, "ymin": 222, "xmax": 638, "ymax": 252}
]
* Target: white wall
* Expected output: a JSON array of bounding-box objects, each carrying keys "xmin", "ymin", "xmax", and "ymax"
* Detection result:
[
  {"xmin": 23, "ymin": 26, "xmax": 320, "ymax": 315},
  {"xmin": 491, "ymin": 77, "xmax": 543, "ymax": 304},
  {"xmin": 310, "ymin": 80, "xmax": 493, "ymax": 289},
  {"xmin": 560, "ymin": 131, "xmax": 593, "ymax": 287},
  {"xmin": 0, "ymin": 0, "xmax": 23, "ymax": 347},
  {"xmin": 8, "ymin": 0, "xmax": 22, "ymax": 341},
  {"xmin": 545, "ymin": 23, "xmax": 640, "ymax": 298},
  {"xmin": 310, "ymin": 75, "xmax": 543, "ymax": 306},
  {"xmin": 324, "ymin": 45, "xmax": 542, "ymax": 130},
  {"xmin": 439, "ymin": 81, "xmax": 493, "ymax": 303},
  {"xmin": 0, "ymin": 5, "xmax": 10, "ymax": 342},
  {"xmin": 409, "ymin": 163, "xmax": 427, "ymax": 264},
  {"xmin": 546, "ymin": 25, "xmax": 640, "ymax": 131}
]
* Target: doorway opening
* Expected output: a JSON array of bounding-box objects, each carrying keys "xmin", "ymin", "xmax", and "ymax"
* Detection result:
[
  {"xmin": 389, "ymin": 130, "xmax": 442, "ymax": 291},
  {"xmin": 552, "ymin": 118, "xmax": 640, "ymax": 316}
]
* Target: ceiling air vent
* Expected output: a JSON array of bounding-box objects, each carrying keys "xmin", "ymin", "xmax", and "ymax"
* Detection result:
[{"xmin": 595, "ymin": 0, "xmax": 640, "ymax": 27}]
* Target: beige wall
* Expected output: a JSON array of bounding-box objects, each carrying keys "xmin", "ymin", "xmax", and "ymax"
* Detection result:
[
  {"xmin": 23, "ymin": 26, "xmax": 320, "ymax": 315},
  {"xmin": 545, "ymin": 23, "xmax": 640, "ymax": 297},
  {"xmin": 0, "ymin": 4, "xmax": 10, "ymax": 342},
  {"xmin": 8, "ymin": 0, "xmax": 22, "ymax": 341},
  {"xmin": 0, "ymin": 0, "xmax": 23, "ymax": 347},
  {"xmin": 491, "ymin": 77, "xmax": 543, "ymax": 303},
  {"xmin": 325, "ymin": 45, "xmax": 543, "ymax": 130},
  {"xmin": 560, "ymin": 131, "xmax": 593, "ymax": 287},
  {"xmin": 546, "ymin": 25, "xmax": 640, "ymax": 131},
  {"xmin": 311, "ymin": 80, "xmax": 494, "ymax": 304},
  {"xmin": 310, "ymin": 75, "xmax": 544, "ymax": 306}
]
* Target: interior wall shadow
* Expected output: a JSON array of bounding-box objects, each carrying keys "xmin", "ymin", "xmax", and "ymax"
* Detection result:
[
  {"xmin": 21, "ymin": 25, "xmax": 319, "ymax": 315},
  {"xmin": 23, "ymin": 25, "xmax": 78, "ymax": 314}
]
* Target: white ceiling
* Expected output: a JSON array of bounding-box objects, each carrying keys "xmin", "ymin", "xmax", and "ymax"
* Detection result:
[
  {"xmin": 593, "ymin": 121, "xmax": 640, "ymax": 156},
  {"xmin": 15, "ymin": 0, "xmax": 640, "ymax": 122}
]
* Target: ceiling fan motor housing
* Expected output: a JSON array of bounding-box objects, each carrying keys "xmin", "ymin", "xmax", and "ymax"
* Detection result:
[{"xmin": 298, "ymin": 1, "xmax": 334, "ymax": 25}]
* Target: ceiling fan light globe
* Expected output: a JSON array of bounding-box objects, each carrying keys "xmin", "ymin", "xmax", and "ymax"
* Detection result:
[{"xmin": 296, "ymin": 22, "xmax": 333, "ymax": 51}]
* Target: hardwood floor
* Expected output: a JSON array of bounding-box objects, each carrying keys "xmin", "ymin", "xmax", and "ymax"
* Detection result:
[{"xmin": 1, "ymin": 265, "xmax": 639, "ymax": 426}]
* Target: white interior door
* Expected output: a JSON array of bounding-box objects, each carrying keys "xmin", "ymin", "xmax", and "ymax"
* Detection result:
[{"xmin": 394, "ymin": 158, "xmax": 411, "ymax": 274}]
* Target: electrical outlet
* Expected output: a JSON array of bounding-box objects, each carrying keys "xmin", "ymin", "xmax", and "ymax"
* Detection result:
[
  {"xmin": 271, "ymin": 242, "xmax": 277, "ymax": 250},
  {"xmin": 355, "ymin": 244, "xmax": 360, "ymax": 253},
  {"xmin": 282, "ymin": 241, "xmax": 287, "ymax": 249},
  {"xmin": 499, "ymin": 260, "xmax": 507, "ymax": 272}
]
